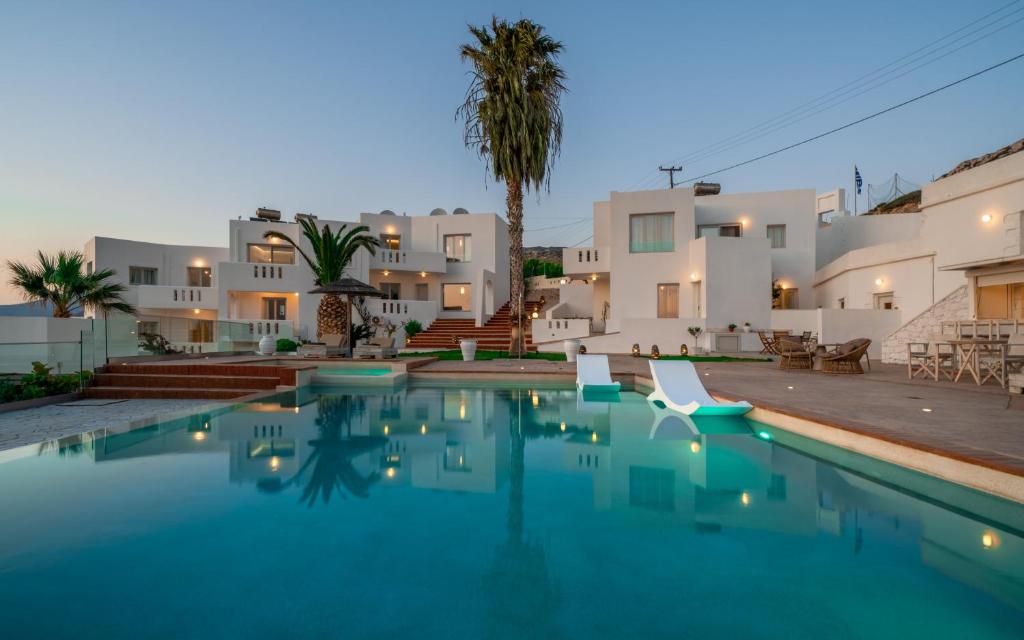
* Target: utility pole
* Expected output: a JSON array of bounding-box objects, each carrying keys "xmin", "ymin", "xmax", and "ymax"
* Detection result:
[{"xmin": 659, "ymin": 165, "xmax": 683, "ymax": 189}]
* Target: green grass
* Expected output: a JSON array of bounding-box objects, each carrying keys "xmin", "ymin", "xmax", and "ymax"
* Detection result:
[
  {"xmin": 400, "ymin": 350, "xmax": 567, "ymax": 361},
  {"xmin": 400, "ymin": 350, "xmax": 767, "ymax": 363}
]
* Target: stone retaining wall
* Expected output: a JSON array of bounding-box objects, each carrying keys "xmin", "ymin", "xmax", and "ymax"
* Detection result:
[{"xmin": 882, "ymin": 285, "xmax": 967, "ymax": 364}]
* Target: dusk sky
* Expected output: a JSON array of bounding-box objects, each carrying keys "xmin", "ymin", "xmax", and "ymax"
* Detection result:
[{"xmin": 2, "ymin": 0, "xmax": 1022, "ymax": 303}]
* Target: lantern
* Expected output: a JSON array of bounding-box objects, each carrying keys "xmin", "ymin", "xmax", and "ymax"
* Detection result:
[
  {"xmin": 632, "ymin": 343, "xmax": 641, "ymax": 357},
  {"xmin": 680, "ymin": 344, "xmax": 689, "ymax": 356},
  {"xmin": 578, "ymin": 344, "xmax": 587, "ymax": 354},
  {"xmin": 651, "ymin": 345, "xmax": 661, "ymax": 359}
]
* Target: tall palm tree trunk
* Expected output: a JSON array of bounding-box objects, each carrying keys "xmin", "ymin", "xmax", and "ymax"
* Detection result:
[
  {"xmin": 507, "ymin": 180, "xmax": 526, "ymax": 356},
  {"xmin": 316, "ymin": 294, "xmax": 347, "ymax": 340}
]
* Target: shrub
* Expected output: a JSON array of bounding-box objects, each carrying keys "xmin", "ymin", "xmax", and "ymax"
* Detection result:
[
  {"xmin": 403, "ymin": 319, "xmax": 423, "ymax": 338},
  {"xmin": 0, "ymin": 362, "xmax": 89, "ymax": 404},
  {"xmin": 276, "ymin": 338, "xmax": 299, "ymax": 353}
]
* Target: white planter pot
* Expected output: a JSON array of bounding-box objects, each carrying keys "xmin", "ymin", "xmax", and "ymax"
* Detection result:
[
  {"xmin": 460, "ymin": 339, "xmax": 478, "ymax": 361},
  {"xmin": 743, "ymin": 325, "xmax": 752, "ymax": 333},
  {"xmin": 258, "ymin": 335, "xmax": 275, "ymax": 355},
  {"xmin": 564, "ymin": 339, "xmax": 581, "ymax": 363}
]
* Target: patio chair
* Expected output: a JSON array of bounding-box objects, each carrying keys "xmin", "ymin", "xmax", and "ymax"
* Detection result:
[
  {"xmin": 299, "ymin": 333, "xmax": 347, "ymax": 358},
  {"xmin": 777, "ymin": 338, "xmax": 812, "ymax": 369},
  {"xmin": 906, "ymin": 335, "xmax": 955, "ymax": 381},
  {"xmin": 646, "ymin": 360, "xmax": 751, "ymax": 416},
  {"xmin": 800, "ymin": 331, "xmax": 813, "ymax": 343},
  {"xmin": 1006, "ymin": 334, "xmax": 1024, "ymax": 374},
  {"xmin": 821, "ymin": 338, "xmax": 872, "ymax": 374},
  {"xmin": 353, "ymin": 336, "xmax": 397, "ymax": 359},
  {"xmin": 757, "ymin": 331, "xmax": 778, "ymax": 355}
]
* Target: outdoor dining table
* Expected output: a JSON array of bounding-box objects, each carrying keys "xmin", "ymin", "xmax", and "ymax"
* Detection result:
[{"xmin": 948, "ymin": 338, "xmax": 1007, "ymax": 386}]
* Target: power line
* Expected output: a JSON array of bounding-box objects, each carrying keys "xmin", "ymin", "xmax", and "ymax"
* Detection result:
[
  {"xmin": 569, "ymin": 235, "xmax": 593, "ymax": 247},
  {"xmin": 678, "ymin": 51, "xmax": 1024, "ymax": 185},
  {"xmin": 524, "ymin": 218, "xmax": 590, "ymax": 233},
  {"xmin": 623, "ymin": 0, "xmax": 1023, "ymax": 191}
]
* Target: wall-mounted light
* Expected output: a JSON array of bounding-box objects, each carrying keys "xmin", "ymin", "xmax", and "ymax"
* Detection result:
[
  {"xmin": 740, "ymin": 218, "xmax": 749, "ymax": 227},
  {"xmin": 383, "ymin": 270, "xmax": 389, "ymax": 276},
  {"xmin": 385, "ymin": 225, "xmax": 395, "ymax": 234},
  {"xmin": 193, "ymin": 259, "xmax": 206, "ymax": 267},
  {"xmin": 591, "ymin": 274, "xmax": 598, "ymax": 281},
  {"xmin": 420, "ymin": 271, "xmax": 427, "ymax": 278},
  {"xmin": 459, "ymin": 286, "xmax": 465, "ymax": 295},
  {"xmin": 690, "ymin": 272, "xmax": 698, "ymax": 281},
  {"xmin": 531, "ymin": 311, "xmax": 539, "ymax": 319},
  {"xmin": 981, "ymin": 213, "xmax": 993, "ymax": 224},
  {"xmin": 193, "ymin": 308, "xmax": 201, "ymax": 315},
  {"xmin": 875, "ymin": 278, "xmax": 884, "ymax": 286}
]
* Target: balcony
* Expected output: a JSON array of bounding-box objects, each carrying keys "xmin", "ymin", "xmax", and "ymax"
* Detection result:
[
  {"xmin": 370, "ymin": 249, "xmax": 447, "ymax": 274},
  {"xmin": 217, "ymin": 262, "xmax": 307, "ymax": 292},
  {"xmin": 369, "ymin": 298, "xmax": 439, "ymax": 326},
  {"xmin": 562, "ymin": 246, "xmax": 609, "ymax": 276},
  {"xmin": 132, "ymin": 285, "xmax": 218, "ymax": 310}
]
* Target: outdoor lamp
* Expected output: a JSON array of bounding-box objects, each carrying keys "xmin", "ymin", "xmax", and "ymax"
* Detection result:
[
  {"xmin": 531, "ymin": 311, "xmax": 539, "ymax": 319},
  {"xmin": 632, "ymin": 343, "xmax": 640, "ymax": 357},
  {"xmin": 651, "ymin": 345, "xmax": 661, "ymax": 359},
  {"xmin": 578, "ymin": 344, "xmax": 587, "ymax": 354},
  {"xmin": 680, "ymin": 344, "xmax": 689, "ymax": 356}
]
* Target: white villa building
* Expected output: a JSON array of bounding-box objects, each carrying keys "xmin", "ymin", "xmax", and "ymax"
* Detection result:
[
  {"xmin": 534, "ymin": 142, "xmax": 1024, "ymax": 361},
  {"xmin": 83, "ymin": 208, "xmax": 509, "ymax": 351}
]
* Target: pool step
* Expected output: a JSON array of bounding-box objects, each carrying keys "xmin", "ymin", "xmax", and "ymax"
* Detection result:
[
  {"xmin": 84, "ymin": 386, "xmax": 261, "ymax": 400},
  {"xmin": 93, "ymin": 373, "xmax": 280, "ymax": 390}
]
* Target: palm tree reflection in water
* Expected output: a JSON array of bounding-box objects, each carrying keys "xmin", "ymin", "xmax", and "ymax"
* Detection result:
[
  {"xmin": 258, "ymin": 395, "xmax": 385, "ymax": 507},
  {"xmin": 482, "ymin": 389, "xmax": 562, "ymax": 637}
]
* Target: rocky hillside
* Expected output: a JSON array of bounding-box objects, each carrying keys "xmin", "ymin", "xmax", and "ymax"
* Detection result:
[
  {"xmin": 939, "ymin": 137, "xmax": 1024, "ymax": 179},
  {"xmin": 524, "ymin": 246, "xmax": 564, "ymax": 264}
]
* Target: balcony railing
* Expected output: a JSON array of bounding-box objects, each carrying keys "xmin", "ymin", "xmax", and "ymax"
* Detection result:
[
  {"xmin": 132, "ymin": 285, "xmax": 218, "ymax": 310},
  {"xmin": 562, "ymin": 245, "xmax": 609, "ymax": 275},
  {"xmin": 370, "ymin": 249, "xmax": 447, "ymax": 273},
  {"xmin": 370, "ymin": 298, "xmax": 438, "ymax": 326},
  {"xmin": 217, "ymin": 262, "xmax": 305, "ymax": 292}
]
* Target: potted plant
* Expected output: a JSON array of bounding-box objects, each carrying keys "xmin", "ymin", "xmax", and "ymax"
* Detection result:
[
  {"xmin": 687, "ymin": 326, "xmax": 704, "ymax": 355},
  {"xmin": 564, "ymin": 339, "xmax": 581, "ymax": 362},
  {"xmin": 743, "ymin": 322, "xmax": 752, "ymax": 333},
  {"xmin": 728, "ymin": 323, "xmax": 737, "ymax": 333},
  {"xmin": 454, "ymin": 335, "xmax": 477, "ymax": 361}
]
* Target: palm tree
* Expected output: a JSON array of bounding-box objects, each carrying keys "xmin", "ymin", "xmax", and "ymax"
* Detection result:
[
  {"xmin": 7, "ymin": 250, "xmax": 135, "ymax": 318},
  {"xmin": 458, "ymin": 17, "xmax": 567, "ymax": 355},
  {"xmin": 263, "ymin": 217, "xmax": 379, "ymax": 339}
]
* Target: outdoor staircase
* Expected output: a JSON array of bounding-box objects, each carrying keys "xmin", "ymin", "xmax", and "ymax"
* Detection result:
[
  {"xmin": 85, "ymin": 363, "xmax": 287, "ymax": 400},
  {"xmin": 405, "ymin": 301, "xmax": 544, "ymax": 351}
]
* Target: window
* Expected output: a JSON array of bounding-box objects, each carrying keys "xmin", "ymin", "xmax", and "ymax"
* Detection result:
[
  {"xmin": 187, "ymin": 267, "xmax": 212, "ymax": 287},
  {"xmin": 629, "ymin": 213, "xmax": 674, "ymax": 253},
  {"xmin": 442, "ymin": 283, "xmax": 471, "ymax": 311},
  {"xmin": 86, "ymin": 261, "xmax": 93, "ymax": 275},
  {"xmin": 379, "ymin": 234, "xmax": 401, "ymax": 250},
  {"xmin": 444, "ymin": 235, "xmax": 471, "ymax": 262},
  {"xmin": 692, "ymin": 281, "xmax": 703, "ymax": 317},
  {"xmin": 657, "ymin": 283, "xmax": 679, "ymax": 318},
  {"xmin": 189, "ymin": 319, "xmax": 214, "ymax": 343},
  {"xmin": 697, "ymin": 223, "xmax": 741, "ymax": 238},
  {"xmin": 767, "ymin": 224, "xmax": 786, "ymax": 248},
  {"xmin": 137, "ymin": 320, "xmax": 159, "ymax": 336},
  {"xmin": 415, "ymin": 283, "xmax": 429, "ymax": 301},
  {"xmin": 976, "ymin": 283, "xmax": 1024, "ymax": 320},
  {"xmin": 379, "ymin": 282, "xmax": 401, "ymax": 300},
  {"xmin": 873, "ymin": 292, "xmax": 895, "ymax": 310},
  {"xmin": 129, "ymin": 266, "xmax": 158, "ymax": 285},
  {"xmin": 262, "ymin": 297, "xmax": 287, "ymax": 320},
  {"xmin": 247, "ymin": 243, "xmax": 295, "ymax": 264}
]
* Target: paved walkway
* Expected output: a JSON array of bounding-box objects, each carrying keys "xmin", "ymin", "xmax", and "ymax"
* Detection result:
[
  {"xmin": 415, "ymin": 355, "xmax": 1024, "ymax": 476},
  {"xmin": 0, "ymin": 398, "xmax": 230, "ymax": 452}
]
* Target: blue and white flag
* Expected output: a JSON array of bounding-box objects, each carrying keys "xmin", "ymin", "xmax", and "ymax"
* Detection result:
[{"xmin": 855, "ymin": 166, "xmax": 863, "ymax": 194}]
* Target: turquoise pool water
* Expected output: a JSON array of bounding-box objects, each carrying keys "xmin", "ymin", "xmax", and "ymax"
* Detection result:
[
  {"xmin": 318, "ymin": 367, "xmax": 391, "ymax": 376},
  {"xmin": 1, "ymin": 384, "xmax": 1021, "ymax": 638}
]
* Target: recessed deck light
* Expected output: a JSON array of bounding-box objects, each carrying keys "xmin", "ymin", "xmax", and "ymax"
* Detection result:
[
  {"xmin": 787, "ymin": 385, "xmax": 794, "ymax": 390},
  {"xmin": 922, "ymin": 408, "xmax": 932, "ymax": 412}
]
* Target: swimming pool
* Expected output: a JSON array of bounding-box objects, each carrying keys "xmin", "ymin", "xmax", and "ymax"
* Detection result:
[{"xmin": 1, "ymin": 384, "xmax": 1021, "ymax": 638}]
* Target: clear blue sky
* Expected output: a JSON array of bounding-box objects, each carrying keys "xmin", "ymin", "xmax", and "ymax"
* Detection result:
[{"xmin": 2, "ymin": 0, "xmax": 1022, "ymax": 303}]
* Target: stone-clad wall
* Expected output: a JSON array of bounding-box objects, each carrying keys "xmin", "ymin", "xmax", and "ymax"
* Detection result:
[{"xmin": 882, "ymin": 286, "xmax": 968, "ymax": 364}]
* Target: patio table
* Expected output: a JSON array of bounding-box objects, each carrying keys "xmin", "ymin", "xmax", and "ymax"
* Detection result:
[{"xmin": 949, "ymin": 339, "xmax": 1007, "ymax": 387}]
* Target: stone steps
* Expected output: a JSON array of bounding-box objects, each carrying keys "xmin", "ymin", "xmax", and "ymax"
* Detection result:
[{"xmin": 85, "ymin": 386, "xmax": 260, "ymax": 400}]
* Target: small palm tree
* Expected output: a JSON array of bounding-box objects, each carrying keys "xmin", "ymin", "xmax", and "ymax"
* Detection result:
[
  {"xmin": 7, "ymin": 250, "xmax": 135, "ymax": 318},
  {"xmin": 458, "ymin": 17, "xmax": 567, "ymax": 355},
  {"xmin": 263, "ymin": 217, "xmax": 379, "ymax": 339}
]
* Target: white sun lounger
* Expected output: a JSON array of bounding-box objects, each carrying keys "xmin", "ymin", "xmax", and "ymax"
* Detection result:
[
  {"xmin": 647, "ymin": 360, "xmax": 751, "ymax": 416},
  {"xmin": 575, "ymin": 354, "xmax": 621, "ymax": 393}
]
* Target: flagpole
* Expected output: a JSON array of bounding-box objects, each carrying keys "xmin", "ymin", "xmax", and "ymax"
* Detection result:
[{"xmin": 853, "ymin": 164, "xmax": 857, "ymax": 215}]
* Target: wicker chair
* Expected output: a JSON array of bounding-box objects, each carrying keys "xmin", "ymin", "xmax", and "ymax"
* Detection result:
[
  {"xmin": 821, "ymin": 339, "xmax": 872, "ymax": 374},
  {"xmin": 777, "ymin": 338, "xmax": 812, "ymax": 369}
]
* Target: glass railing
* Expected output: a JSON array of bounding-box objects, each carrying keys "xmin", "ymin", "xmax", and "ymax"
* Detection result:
[{"xmin": 1, "ymin": 312, "xmax": 295, "ymax": 375}]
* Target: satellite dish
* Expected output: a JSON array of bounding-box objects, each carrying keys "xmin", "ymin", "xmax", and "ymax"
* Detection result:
[
  {"xmin": 429, "ymin": 208, "xmax": 447, "ymax": 216},
  {"xmin": 452, "ymin": 207, "xmax": 469, "ymax": 215},
  {"xmin": 380, "ymin": 209, "xmax": 396, "ymax": 216}
]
